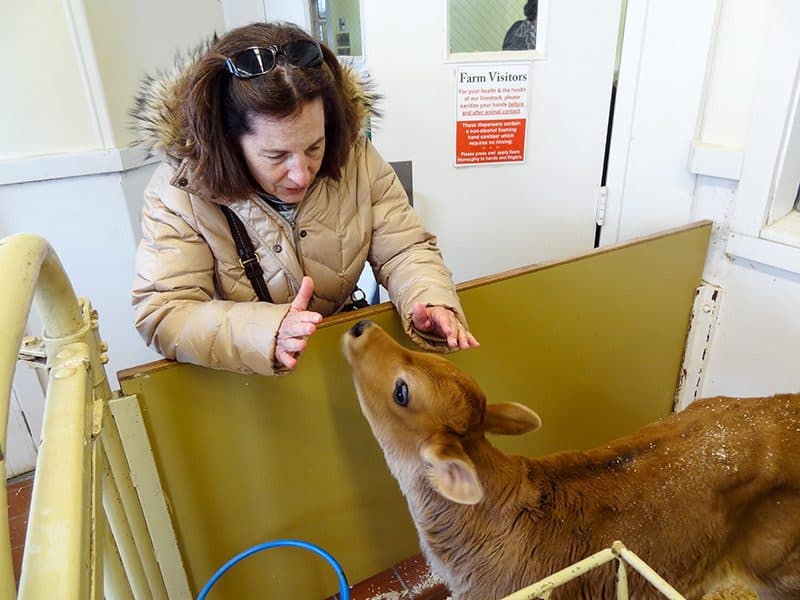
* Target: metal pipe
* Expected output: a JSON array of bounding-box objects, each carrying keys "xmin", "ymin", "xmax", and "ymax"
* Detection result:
[
  {"xmin": 612, "ymin": 542, "xmax": 686, "ymax": 600},
  {"xmin": 17, "ymin": 344, "xmax": 92, "ymax": 599},
  {"xmin": 0, "ymin": 234, "xmax": 111, "ymax": 599},
  {"xmin": 0, "ymin": 235, "xmax": 57, "ymax": 454},
  {"xmin": 0, "ymin": 234, "xmax": 77, "ymax": 599},
  {"xmin": 616, "ymin": 557, "xmax": 629, "ymax": 599},
  {"xmin": 499, "ymin": 542, "xmax": 688, "ymax": 600},
  {"xmin": 0, "ymin": 233, "xmax": 110, "ymax": 457},
  {"xmin": 500, "ymin": 548, "xmax": 617, "ymax": 599}
]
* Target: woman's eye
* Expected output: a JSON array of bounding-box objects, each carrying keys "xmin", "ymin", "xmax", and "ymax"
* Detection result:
[{"xmin": 393, "ymin": 379, "xmax": 409, "ymax": 407}]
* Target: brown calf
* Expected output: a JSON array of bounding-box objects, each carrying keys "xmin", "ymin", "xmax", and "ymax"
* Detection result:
[{"xmin": 342, "ymin": 320, "xmax": 800, "ymax": 600}]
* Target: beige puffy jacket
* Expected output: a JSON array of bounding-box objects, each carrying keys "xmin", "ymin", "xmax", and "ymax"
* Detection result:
[{"xmin": 131, "ymin": 52, "xmax": 468, "ymax": 376}]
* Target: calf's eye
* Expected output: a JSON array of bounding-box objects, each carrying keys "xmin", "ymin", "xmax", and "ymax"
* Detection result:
[{"xmin": 393, "ymin": 379, "xmax": 409, "ymax": 407}]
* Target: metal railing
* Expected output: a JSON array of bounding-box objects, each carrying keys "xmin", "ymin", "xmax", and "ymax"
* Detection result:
[
  {"xmin": 500, "ymin": 540, "xmax": 686, "ymax": 600},
  {"xmin": 0, "ymin": 233, "xmax": 189, "ymax": 599}
]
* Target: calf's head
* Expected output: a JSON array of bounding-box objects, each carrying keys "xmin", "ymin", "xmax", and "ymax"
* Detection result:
[{"xmin": 343, "ymin": 320, "xmax": 541, "ymax": 505}]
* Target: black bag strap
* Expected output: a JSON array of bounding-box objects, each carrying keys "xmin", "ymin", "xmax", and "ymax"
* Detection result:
[
  {"xmin": 220, "ymin": 205, "xmax": 272, "ymax": 303},
  {"xmin": 341, "ymin": 286, "xmax": 370, "ymax": 312}
]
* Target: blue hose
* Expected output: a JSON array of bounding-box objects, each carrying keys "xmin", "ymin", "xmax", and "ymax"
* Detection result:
[{"xmin": 197, "ymin": 538, "xmax": 350, "ymax": 600}]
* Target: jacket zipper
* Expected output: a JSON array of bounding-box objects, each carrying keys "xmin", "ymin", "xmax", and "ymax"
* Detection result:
[
  {"xmin": 251, "ymin": 194, "xmax": 308, "ymax": 296},
  {"xmin": 286, "ymin": 211, "xmax": 305, "ymax": 278}
]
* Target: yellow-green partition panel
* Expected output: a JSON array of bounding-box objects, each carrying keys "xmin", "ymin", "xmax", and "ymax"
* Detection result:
[{"xmin": 118, "ymin": 221, "xmax": 712, "ymax": 599}]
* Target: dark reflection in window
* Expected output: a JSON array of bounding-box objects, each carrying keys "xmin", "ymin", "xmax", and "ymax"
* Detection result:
[
  {"xmin": 450, "ymin": 1, "xmax": 539, "ymax": 54},
  {"xmin": 794, "ymin": 182, "xmax": 800, "ymax": 212},
  {"xmin": 502, "ymin": 0, "xmax": 537, "ymax": 51}
]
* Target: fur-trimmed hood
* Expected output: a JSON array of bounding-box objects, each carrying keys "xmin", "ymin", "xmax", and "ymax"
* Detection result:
[{"xmin": 128, "ymin": 38, "xmax": 380, "ymax": 158}]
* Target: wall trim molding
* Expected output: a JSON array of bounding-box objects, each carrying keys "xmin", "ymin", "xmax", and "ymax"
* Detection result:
[
  {"xmin": 0, "ymin": 147, "xmax": 159, "ymax": 186},
  {"xmin": 63, "ymin": 0, "xmax": 114, "ymax": 148},
  {"xmin": 727, "ymin": 230, "xmax": 800, "ymax": 275},
  {"xmin": 687, "ymin": 140, "xmax": 745, "ymax": 180}
]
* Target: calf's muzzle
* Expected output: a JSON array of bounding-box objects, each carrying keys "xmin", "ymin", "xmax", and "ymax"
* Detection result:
[{"xmin": 349, "ymin": 319, "xmax": 373, "ymax": 338}]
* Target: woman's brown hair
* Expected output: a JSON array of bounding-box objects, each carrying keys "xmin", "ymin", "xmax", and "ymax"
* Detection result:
[{"xmin": 180, "ymin": 22, "xmax": 360, "ymax": 201}]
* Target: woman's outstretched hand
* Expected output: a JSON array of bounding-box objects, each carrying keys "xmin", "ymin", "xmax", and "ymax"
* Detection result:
[
  {"xmin": 411, "ymin": 302, "xmax": 480, "ymax": 350},
  {"xmin": 276, "ymin": 276, "xmax": 323, "ymax": 369}
]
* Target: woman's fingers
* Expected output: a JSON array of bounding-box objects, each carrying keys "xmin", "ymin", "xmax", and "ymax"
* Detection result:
[
  {"xmin": 277, "ymin": 336, "xmax": 308, "ymax": 354},
  {"xmin": 278, "ymin": 320, "xmax": 317, "ymax": 339},
  {"xmin": 278, "ymin": 310, "xmax": 321, "ymax": 338},
  {"xmin": 466, "ymin": 331, "xmax": 480, "ymax": 348},
  {"xmin": 276, "ymin": 300, "xmax": 321, "ymax": 369},
  {"xmin": 411, "ymin": 302, "xmax": 434, "ymax": 331},
  {"xmin": 291, "ymin": 276, "xmax": 315, "ymax": 311},
  {"xmin": 275, "ymin": 349, "xmax": 298, "ymax": 370},
  {"xmin": 423, "ymin": 305, "xmax": 480, "ymax": 349},
  {"xmin": 275, "ymin": 336, "xmax": 309, "ymax": 370}
]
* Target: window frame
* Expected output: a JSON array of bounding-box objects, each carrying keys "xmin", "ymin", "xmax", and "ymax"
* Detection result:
[
  {"xmin": 443, "ymin": 0, "xmax": 550, "ymax": 64},
  {"xmin": 726, "ymin": 0, "xmax": 800, "ymax": 274}
]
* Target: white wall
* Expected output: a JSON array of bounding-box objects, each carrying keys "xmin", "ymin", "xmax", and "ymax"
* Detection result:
[
  {"xmin": 3, "ymin": 0, "xmax": 798, "ymax": 403},
  {"xmin": 84, "ymin": 0, "xmax": 226, "ymax": 148},
  {"xmin": 601, "ymin": 0, "xmax": 718, "ymax": 243},
  {"xmin": 262, "ymin": 0, "xmax": 310, "ymax": 25},
  {"xmin": 608, "ymin": 0, "xmax": 800, "ymax": 398},
  {"xmin": 691, "ymin": 0, "xmax": 800, "ymax": 397},
  {"xmin": 0, "ymin": 1, "xmax": 99, "ymax": 158},
  {"xmin": 361, "ymin": 0, "xmax": 621, "ymax": 283},
  {"xmin": 698, "ymin": 0, "xmax": 777, "ymax": 147},
  {"xmin": 1, "ymin": 0, "xmax": 226, "ymax": 394},
  {"xmin": 0, "ymin": 170, "xmax": 162, "ymax": 386},
  {"xmin": 221, "ymin": 0, "xmax": 266, "ymax": 29}
]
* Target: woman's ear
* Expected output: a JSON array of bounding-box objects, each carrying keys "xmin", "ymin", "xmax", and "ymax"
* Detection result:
[
  {"xmin": 484, "ymin": 402, "xmax": 542, "ymax": 435},
  {"xmin": 419, "ymin": 433, "xmax": 483, "ymax": 504}
]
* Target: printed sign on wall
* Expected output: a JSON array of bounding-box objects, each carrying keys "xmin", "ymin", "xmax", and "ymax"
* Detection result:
[{"xmin": 455, "ymin": 63, "xmax": 531, "ymax": 166}]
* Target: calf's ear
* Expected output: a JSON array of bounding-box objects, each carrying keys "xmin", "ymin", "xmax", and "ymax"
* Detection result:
[
  {"xmin": 484, "ymin": 402, "xmax": 542, "ymax": 435},
  {"xmin": 420, "ymin": 433, "xmax": 483, "ymax": 504}
]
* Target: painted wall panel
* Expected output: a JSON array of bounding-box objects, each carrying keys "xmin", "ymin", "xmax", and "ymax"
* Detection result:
[
  {"xmin": 83, "ymin": 0, "xmax": 226, "ymax": 149},
  {"xmin": 0, "ymin": 0, "xmax": 98, "ymax": 159},
  {"xmin": 262, "ymin": 0, "xmax": 309, "ymax": 25},
  {"xmin": 699, "ymin": 0, "xmax": 778, "ymax": 147},
  {"xmin": 0, "ymin": 172, "xmax": 162, "ymax": 388},
  {"xmin": 220, "ymin": 0, "xmax": 266, "ymax": 30},
  {"xmin": 702, "ymin": 256, "xmax": 800, "ymax": 397},
  {"xmin": 610, "ymin": 0, "xmax": 800, "ymax": 399}
]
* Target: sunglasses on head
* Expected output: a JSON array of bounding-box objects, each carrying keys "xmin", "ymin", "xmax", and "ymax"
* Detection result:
[{"xmin": 225, "ymin": 40, "xmax": 324, "ymax": 79}]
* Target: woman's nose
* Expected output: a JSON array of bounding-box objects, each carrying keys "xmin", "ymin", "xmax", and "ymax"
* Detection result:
[{"xmin": 287, "ymin": 157, "xmax": 313, "ymax": 186}]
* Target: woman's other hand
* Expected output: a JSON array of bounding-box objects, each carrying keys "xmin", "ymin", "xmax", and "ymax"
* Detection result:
[
  {"xmin": 411, "ymin": 302, "xmax": 480, "ymax": 350},
  {"xmin": 276, "ymin": 276, "xmax": 322, "ymax": 369}
]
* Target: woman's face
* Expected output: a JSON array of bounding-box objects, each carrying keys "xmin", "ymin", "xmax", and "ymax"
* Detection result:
[{"xmin": 239, "ymin": 97, "xmax": 326, "ymax": 204}]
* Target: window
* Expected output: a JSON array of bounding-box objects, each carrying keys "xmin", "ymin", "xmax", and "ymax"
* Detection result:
[
  {"xmin": 308, "ymin": 0, "xmax": 362, "ymax": 57},
  {"xmin": 748, "ymin": 61, "xmax": 800, "ymax": 250},
  {"xmin": 447, "ymin": 0, "xmax": 548, "ymax": 62}
]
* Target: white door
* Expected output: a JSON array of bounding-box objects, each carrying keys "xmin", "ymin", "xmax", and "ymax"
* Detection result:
[{"xmin": 360, "ymin": 1, "xmax": 623, "ymax": 282}]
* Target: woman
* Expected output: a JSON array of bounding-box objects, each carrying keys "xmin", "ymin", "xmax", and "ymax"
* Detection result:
[{"xmin": 130, "ymin": 22, "xmax": 478, "ymax": 376}]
